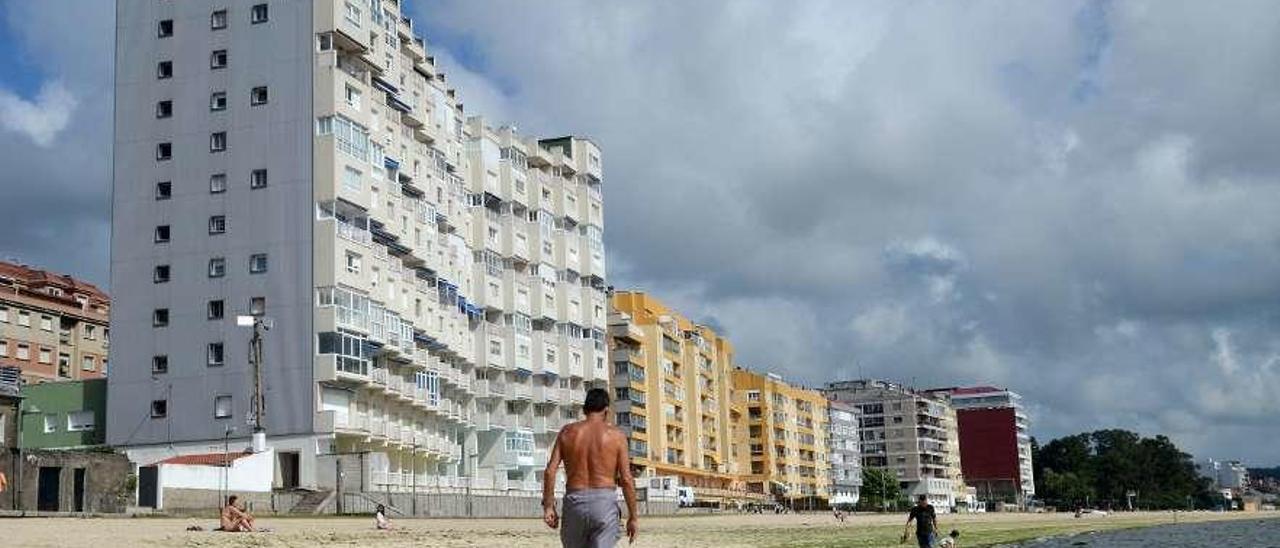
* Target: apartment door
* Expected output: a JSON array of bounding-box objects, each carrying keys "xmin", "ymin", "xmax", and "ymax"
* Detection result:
[
  {"xmin": 137, "ymin": 466, "xmax": 158, "ymax": 508},
  {"xmin": 278, "ymin": 452, "xmax": 300, "ymax": 489},
  {"xmin": 37, "ymin": 466, "xmax": 61, "ymax": 511},
  {"xmin": 72, "ymin": 468, "xmax": 86, "ymax": 512}
]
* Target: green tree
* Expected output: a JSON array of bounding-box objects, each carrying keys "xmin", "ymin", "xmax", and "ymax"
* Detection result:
[
  {"xmin": 1035, "ymin": 429, "xmax": 1212, "ymax": 510},
  {"xmin": 860, "ymin": 467, "xmax": 902, "ymax": 512}
]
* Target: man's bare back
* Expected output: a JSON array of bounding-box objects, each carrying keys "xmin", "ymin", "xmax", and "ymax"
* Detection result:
[{"xmin": 543, "ymin": 388, "xmax": 638, "ymax": 547}]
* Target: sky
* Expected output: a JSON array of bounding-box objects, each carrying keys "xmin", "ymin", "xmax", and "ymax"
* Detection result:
[{"xmin": 2, "ymin": 0, "xmax": 1280, "ymax": 463}]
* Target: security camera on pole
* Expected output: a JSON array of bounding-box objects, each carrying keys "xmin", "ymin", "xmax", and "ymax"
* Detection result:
[{"xmin": 237, "ymin": 315, "xmax": 272, "ymax": 453}]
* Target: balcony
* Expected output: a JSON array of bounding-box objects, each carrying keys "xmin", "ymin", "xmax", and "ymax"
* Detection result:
[
  {"xmin": 512, "ymin": 382, "xmax": 532, "ymax": 401},
  {"xmin": 609, "ymin": 322, "xmax": 644, "ymax": 344}
]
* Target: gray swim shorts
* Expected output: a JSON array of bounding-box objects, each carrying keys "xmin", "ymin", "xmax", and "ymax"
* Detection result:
[{"xmin": 560, "ymin": 488, "xmax": 621, "ymax": 548}]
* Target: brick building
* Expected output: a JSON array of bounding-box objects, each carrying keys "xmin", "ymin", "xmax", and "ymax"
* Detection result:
[{"xmin": 0, "ymin": 261, "xmax": 110, "ymax": 384}]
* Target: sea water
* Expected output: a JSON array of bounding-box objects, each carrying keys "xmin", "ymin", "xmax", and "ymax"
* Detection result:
[{"xmin": 1014, "ymin": 517, "xmax": 1280, "ymax": 547}]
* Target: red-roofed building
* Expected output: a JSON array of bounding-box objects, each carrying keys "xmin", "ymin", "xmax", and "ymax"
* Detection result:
[
  {"xmin": 0, "ymin": 260, "xmax": 110, "ymax": 383},
  {"xmin": 926, "ymin": 386, "xmax": 1035, "ymax": 507},
  {"xmin": 156, "ymin": 451, "xmax": 255, "ymax": 467}
]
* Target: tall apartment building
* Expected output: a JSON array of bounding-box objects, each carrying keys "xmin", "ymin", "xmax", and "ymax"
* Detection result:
[
  {"xmin": 827, "ymin": 400, "xmax": 862, "ymax": 508},
  {"xmin": 926, "ymin": 386, "xmax": 1034, "ymax": 505},
  {"xmin": 607, "ymin": 291, "xmax": 746, "ymax": 503},
  {"xmin": 0, "ymin": 261, "xmax": 110, "ymax": 384},
  {"xmin": 109, "ymin": 0, "xmax": 604, "ymax": 494},
  {"xmin": 824, "ymin": 379, "xmax": 958, "ymax": 511},
  {"xmin": 733, "ymin": 368, "xmax": 830, "ymax": 503}
]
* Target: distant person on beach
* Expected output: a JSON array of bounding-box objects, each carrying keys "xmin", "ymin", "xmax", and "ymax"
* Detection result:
[
  {"xmin": 902, "ymin": 495, "xmax": 938, "ymax": 547},
  {"xmin": 219, "ymin": 495, "xmax": 256, "ymax": 532},
  {"xmin": 0, "ymin": 471, "xmax": 7, "ymax": 494},
  {"xmin": 542, "ymin": 387, "xmax": 638, "ymax": 547},
  {"xmin": 938, "ymin": 529, "xmax": 960, "ymax": 547},
  {"xmin": 375, "ymin": 504, "xmax": 392, "ymax": 530}
]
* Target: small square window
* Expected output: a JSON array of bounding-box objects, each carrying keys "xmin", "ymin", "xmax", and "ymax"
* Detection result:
[
  {"xmin": 153, "ymin": 265, "xmax": 171, "ymax": 283},
  {"xmin": 250, "ymin": 297, "xmax": 266, "ymax": 316},
  {"xmin": 250, "ymin": 169, "xmax": 268, "ymax": 189},
  {"xmin": 157, "ymin": 61, "xmax": 173, "ymax": 79},
  {"xmin": 155, "ymin": 181, "xmax": 172, "ymax": 200},
  {"xmin": 210, "ymin": 173, "xmax": 227, "ymax": 193},
  {"xmin": 152, "ymin": 355, "xmax": 169, "ymax": 374},
  {"xmin": 211, "ymin": 9, "xmax": 228, "ymax": 30},
  {"xmin": 317, "ymin": 33, "xmax": 334, "ymax": 51},
  {"xmin": 209, "ymin": 215, "xmax": 226, "ymax": 234},
  {"xmin": 249, "ymin": 253, "xmax": 268, "ymax": 274},
  {"xmin": 207, "ymin": 342, "xmax": 225, "ymax": 366},
  {"xmin": 208, "ymin": 257, "xmax": 227, "ymax": 278},
  {"xmin": 210, "ymin": 91, "xmax": 227, "ymax": 111},
  {"xmin": 210, "ymin": 131, "xmax": 227, "ymax": 152},
  {"xmin": 67, "ymin": 410, "xmax": 95, "ymax": 431},
  {"xmin": 151, "ymin": 400, "xmax": 168, "ymax": 418},
  {"xmin": 214, "ymin": 394, "xmax": 233, "ymax": 419},
  {"xmin": 251, "ymin": 3, "xmax": 269, "ymax": 24},
  {"xmin": 154, "ymin": 225, "xmax": 171, "ymax": 243},
  {"xmin": 153, "ymin": 308, "xmax": 170, "ymax": 327},
  {"xmin": 251, "ymin": 86, "xmax": 268, "ymax": 106},
  {"xmin": 211, "ymin": 49, "xmax": 228, "ymax": 69},
  {"xmin": 207, "ymin": 299, "xmax": 224, "ymax": 320},
  {"xmin": 43, "ymin": 414, "xmax": 57, "ymax": 433},
  {"xmin": 157, "ymin": 19, "xmax": 173, "ymax": 38},
  {"xmin": 156, "ymin": 100, "xmax": 172, "ymax": 118},
  {"xmin": 156, "ymin": 142, "xmax": 172, "ymax": 160}
]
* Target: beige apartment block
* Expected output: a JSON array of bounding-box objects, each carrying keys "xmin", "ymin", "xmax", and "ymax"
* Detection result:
[
  {"xmin": 0, "ymin": 261, "xmax": 110, "ymax": 384},
  {"xmin": 733, "ymin": 368, "xmax": 830, "ymax": 504},
  {"xmin": 608, "ymin": 291, "xmax": 759, "ymax": 504},
  {"xmin": 823, "ymin": 379, "xmax": 961, "ymax": 511}
]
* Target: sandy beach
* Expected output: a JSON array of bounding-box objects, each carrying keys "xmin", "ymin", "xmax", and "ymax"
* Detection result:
[{"xmin": 1, "ymin": 511, "xmax": 1275, "ymax": 548}]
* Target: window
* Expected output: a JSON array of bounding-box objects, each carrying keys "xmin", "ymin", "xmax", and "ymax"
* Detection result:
[
  {"xmin": 250, "ymin": 297, "xmax": 266, "ymax": 316},
  {"xmin": 207, "ymin": 342, "xmax": 225, "ymax": 366},
  {"xmin": 317, "ymin": 32, "xmax": 334, "ymax": 51},
  {"xmin": 67, "ymin": 411, "xmax": 95, "ymax": 432},
  {"xmin": 157, "ymin": 19, "xmax": 173, "ymax": 38},
  {"xmin": 156, "ymin": 100, "xmax": 172, "ymax": 118},
  {"xmin": 0, "ymin": 306, "xmax": 6, "ymax": 323},
  {"xmin": 210, "ymin": 173, "xmax": 227, "ymax": 193},
  {"xmin": 342, "ymin": 166, "xmax": 361, "ymax": 193},
  {"xmin": 209, "ymin": 215, "xmax": 226, "ymax": 234},
  {"xmin": 251, "ymin": 86, "xmax": 268, "ymax": 105},
  {"xmin": 152, "ymin": 355, "xmax": 169, "ymax": 374},
  {"xmin": 214, "ymin": 395, "xmax": 233, "ymax": 419},
  {"xmin": 251, "ymin": 3, "xmax": 269, "ymax": 24},
  {"xmin": 208, "ymin": 257, "xmax": 227, "ymax": 278},
  {"xmin": 344, "ymin": 2, "xmax": 361, "ymax": 26},
  {"xmin": 210, "ymin": 131, "xmax": 227, "ymax": 152},
  {"xmin": 207, "ymin": 299, "xmax": 225, "ymax": 320},
  {"xmin": 153, "ymin": 308, "xmax": 169, "ymax": 327},
  {"xmin": 153, "ymin": 264, "xmax": 171, "ymax": 283},
  {"xmin": 81, "ymin": 356, "xmax": 95, "ymax": 371},
  {"xmin": 155, "ymin": 181, "xmax": 172, "ymax": 200},
  {"xmin": 250, "ymin": 169, "xmax": 268, "ymax": 189},
  {"xmin": 43, "ymin": 414, "xmax": 57, "ymax": 433},
  {"xmin": 345, "ymin": 251, "xmax": 361, "ymax": 274},
  {"xmin": 210, "ymin": 91, "xmax": 227, "ymax": 111},
  {"xmin": 249, "ymin": 253, "xmax": 268, "ymax": 274},
  {"xmin": 0, "ymin": 341, "xmax": 6, "ymax": 357},
  {"xmin": 211, "ymin": 49, "xmax": 228, "ymax": 69},
  {"xmin": 151, "ymin": 400, "xmax": 168, "ymax": 418},
  {"xmin": 211, "ymin": 9, "xmax": 227, "ymax": 30},
  {"xmin": 156, "ymin": 142, "xmax": 172, "ymax": 160},
  {"xmin": 345, "ymin": 85, "xmax": 361, "ymax": 110},
  {"xmin": 38, "ymin": 348, "xmax": 52, "ymax": 364},
  {"xmin": 40, "ymin": 316, "xmax": 53, "ymax": 331},
  {"xmin": 154, "ymin": 225, "xmax": 170, "ymax": 243},
  {"xmin": 316, "ymin": 115, "xmax": 369, "ymax": 160},
  {"xmin": 157, "ymin": 60, "xmax": 172, "ymax": 79},
  {"xmin": 16, "ymin": 343, "xmax": 29, "ymax": 360}
]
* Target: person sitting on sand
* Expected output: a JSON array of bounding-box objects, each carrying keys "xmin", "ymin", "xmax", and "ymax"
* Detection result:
[
  {"xmin": 375, "ymin": 504, "xmax": 392, "ymax": 530},
  {"xmin": 938, "ymin": 529, "xmax": 960, "ymax": 547},
  {"xmin": 220, "ymin": 495, "xmax": 256, "ymax": 532}
]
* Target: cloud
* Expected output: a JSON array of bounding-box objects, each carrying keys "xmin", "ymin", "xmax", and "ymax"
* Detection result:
[{"xmin": 0, "ymin": 82, "xmax": 76, "ymax": 147}]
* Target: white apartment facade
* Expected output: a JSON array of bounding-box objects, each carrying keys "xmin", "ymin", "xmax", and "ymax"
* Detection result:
[{"xmin": 109, "ymin": 0, "xmax": 605, "ymax": 497}]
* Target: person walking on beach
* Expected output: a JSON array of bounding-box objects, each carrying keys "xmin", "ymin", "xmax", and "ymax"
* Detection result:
[
  {"xmin": 542, "ymin": 387, "xmax": 639, "ymax": 547},
  {"xmin": 902, "ymin": 495, "xmax": 938, "ymax": 547}
]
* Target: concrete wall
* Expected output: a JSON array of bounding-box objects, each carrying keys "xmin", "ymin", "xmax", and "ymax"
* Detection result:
[
  {"xmin": 0, "ymin": 450, "xmax": 132, "ymax": 513},
  {"xmin": 159, "ymin": 449, "xmax": 274, "ymax": 496},
  {"xmin": 108, "ymin": 0, "xmax": 317, "ymax": 449}
]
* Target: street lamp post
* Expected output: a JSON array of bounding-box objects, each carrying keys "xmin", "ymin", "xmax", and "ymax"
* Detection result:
[{"xmin": 237, "ymin": 315, "xmax": 271, "ymax": 453}]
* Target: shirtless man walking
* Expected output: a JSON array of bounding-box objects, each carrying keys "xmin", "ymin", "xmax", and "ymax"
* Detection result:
[{"xmin": 542, "ymin": 387, "xmax": 638, "ymax": 547}]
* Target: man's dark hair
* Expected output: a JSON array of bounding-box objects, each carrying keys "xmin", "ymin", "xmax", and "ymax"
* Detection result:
[
  {"xmin": 917, "ymin": 495, "xmax": 928, "ymax": 504},
  {"xmin": 583, "ymin": 387, "xmax": 610, "ymax": 414},
  {"xmin": 227, "ymin": 495, "xmax": 238, "ymax": 505}
]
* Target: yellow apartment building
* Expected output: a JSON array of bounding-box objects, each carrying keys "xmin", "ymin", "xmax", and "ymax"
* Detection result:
[
  {"xmin": 732, "ymin": 368, "xmax": 830, "ymax": 504},
  {"xmin": 608, "ymin": 291, "xmax": 760, "ymax": 504}
]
